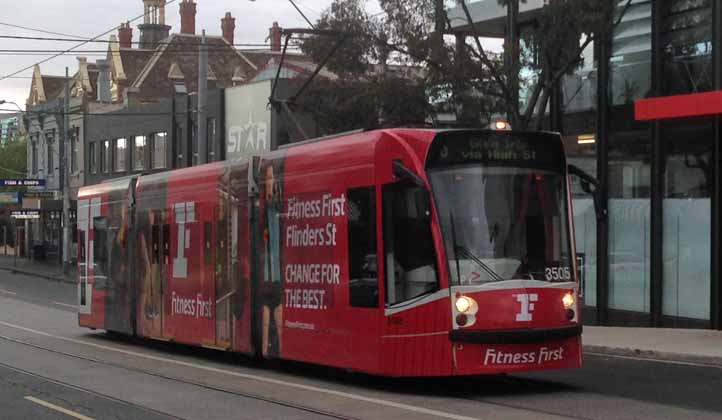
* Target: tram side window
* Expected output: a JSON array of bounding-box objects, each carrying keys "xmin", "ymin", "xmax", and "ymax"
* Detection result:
[
  {"xmin": 348, "ymin": 187, "xmax": 378, "ymax": 308},
  {"xmin": 383, "ymin": 180, "xmax": 438, "ymax": 305},
  {"xmin": 93, "ymin": 217, "xmax": 108, "ymax": 285}
]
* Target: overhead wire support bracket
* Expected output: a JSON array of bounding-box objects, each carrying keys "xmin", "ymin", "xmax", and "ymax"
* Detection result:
[{"xmin": 268, "ymin": 28, "xmax": 349, "ymax": 142}]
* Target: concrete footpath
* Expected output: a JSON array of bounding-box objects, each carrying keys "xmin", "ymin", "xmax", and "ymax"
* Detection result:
[
  {"xmin": 2, "ymin": 255, "xmax": 721, "ymax": 368},
  {"xmin": 0, "ymin": 254, "xmax": 72, "ymax": 283},
  {"xmin": 583, "ymin": 326, "xmax": 722, "ymax": 366}
]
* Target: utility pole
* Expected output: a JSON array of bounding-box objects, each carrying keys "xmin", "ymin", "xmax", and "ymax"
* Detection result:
[
  {"xmin": 62, "ymin": 67, "xmax": 71, "ymax": 276},
  {"xmin": 505, "ymin": 0, "xmax": 520, "ymax": 127},
  {"xmin": 197, "ymin": 29, "xmax": 208, "ymax": 165}
]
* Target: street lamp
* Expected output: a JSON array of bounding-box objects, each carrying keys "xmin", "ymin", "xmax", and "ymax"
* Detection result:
[{"xmin": 0, "ymin": 100, "xmax": 23, "ymax": 112}]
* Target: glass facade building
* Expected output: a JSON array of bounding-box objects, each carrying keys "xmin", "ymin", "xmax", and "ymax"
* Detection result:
[
  {"xmin": 447, "ymin": 0, "xmax": 722, "ymax": 329},
  {"xmin": 564, "ymin": 0, "xmax": 722, "ymax": 328}
]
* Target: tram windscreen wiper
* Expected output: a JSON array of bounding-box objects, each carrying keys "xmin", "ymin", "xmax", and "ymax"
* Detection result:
[
  {"xmin": 454, "ymin": 244, "xmax": 504, "ymax": 283},
  {"xmin": 449, "ymin": 213, "xmax": 504, "ymax": 283}
]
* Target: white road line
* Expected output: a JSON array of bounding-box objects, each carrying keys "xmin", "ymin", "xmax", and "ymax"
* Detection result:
[
  {"xmin": 0, "ymin": 289, "xmax": 17, "ymax": 296},
  {"xmin": 0, "ymin": 320, "xmax": 481, "ymax": 420},
  {"xmin": 53, "ymin": 302, "xmax": 76, "ymax": 309},
  {"xmin": 24, "ymin": 396, "xmax": 96, "ymax": 420},
  {"xmin": 586, "ymin": 351, "xmax": 722, "ymax": 369}
]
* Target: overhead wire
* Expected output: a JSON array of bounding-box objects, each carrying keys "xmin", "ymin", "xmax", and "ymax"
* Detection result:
[
  {"xmin": 0, "ymin": 34, "xmax": 304, "ymax": 47},
  {"xmin": 0, "ymin": 22, "xmax": 86, "ymax": 39},
  {"xmin": 0, "ymin": 0, "xmax": 180, "ymax": 82}
]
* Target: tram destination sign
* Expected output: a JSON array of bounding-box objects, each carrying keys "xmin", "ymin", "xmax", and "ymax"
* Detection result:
[
  {"xmin": 428, "ymin": 131, "xmax": 565, "ymax": 170},
  {"xmin": 1, "ymin": 179, "xmax": 46, "ymax": 187}
]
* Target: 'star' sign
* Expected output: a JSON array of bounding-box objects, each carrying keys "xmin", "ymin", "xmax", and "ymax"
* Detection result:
[{"xmin": 1, "ymin": 179, "xmax": 46, "ymax": 187}]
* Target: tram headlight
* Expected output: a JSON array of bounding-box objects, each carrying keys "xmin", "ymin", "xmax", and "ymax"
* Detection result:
[
  {"xmin": 562, "ymin": 292, "xmax": 575, "ymax": 309},
  {"xmin": 455, "ymin": 295, "xmax": 476, "ymax": 314}
]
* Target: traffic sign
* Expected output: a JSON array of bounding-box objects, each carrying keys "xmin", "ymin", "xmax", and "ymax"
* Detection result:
[
  {"xmin": 0, "ymin": 192, "xmax": 20, "ymax": 204},
  {"xmin": 11, "ymin": 210, "xmax": 41, "ymax": 219},
  {"xmin": 22, "ymin": 191, "xmax": 58, "ymax": 199},
  {"xmin": 1, "ymin": 179, "xmax": 46, "ymax": 187}
]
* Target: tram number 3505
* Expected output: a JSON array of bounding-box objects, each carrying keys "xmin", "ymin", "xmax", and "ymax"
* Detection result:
[{"xmin": 544, "ymin": 267, "xmax": 571, "ymax": 281}]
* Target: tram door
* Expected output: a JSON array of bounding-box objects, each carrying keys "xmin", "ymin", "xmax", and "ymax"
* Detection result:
[
  {"xmin": 212, "ymin": 208, "xmax": 233, "ymax": 348},
  {"xmin": 148, "ymin": 217, "xmax": 167, "ymax": 339}
]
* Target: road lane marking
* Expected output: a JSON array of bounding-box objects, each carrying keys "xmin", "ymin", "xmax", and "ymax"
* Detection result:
[
  {"xmin": 24, "ymin": 396, "xmax": 96, "ymax": 420},
  {"xmin": 0, "ymin": 320, "xmax": 481, "ymax": 420},
  {"xmin": 53, "ymin": 302, "xmax": 76, "ymax": 309},
  {"xmin": 0, "ymin": 289, "xmax": 16, "ymax": 296}
]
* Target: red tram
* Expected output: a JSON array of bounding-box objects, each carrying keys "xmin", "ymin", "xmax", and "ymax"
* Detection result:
[{"xmin": 77, "ymin": 128, "xmax": 586, "ymax": 377}]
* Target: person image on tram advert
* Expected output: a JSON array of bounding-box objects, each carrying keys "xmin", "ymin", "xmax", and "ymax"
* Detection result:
[
  {"xmin": 107, "ymin": 190, "xmax": 132, "ymax": 333},
  {"xmin": 138, "ymin": 205, "xmax": 165, "ymax": 338},
  {"xmin": 261, "ymin": 160, "xmax": 283, "ymax": 358}
]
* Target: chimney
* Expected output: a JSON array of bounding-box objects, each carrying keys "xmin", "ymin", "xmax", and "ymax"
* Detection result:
[
  {"xmin": 269, "ymin": 22, "xmax": 282, "ymax": 52},
  {"xmin": 179, "ymin": 0, "xmax": 197, "ymax": 35},
  {"xmin": 222, "ymin": 12, "xmax": 236, "ymax": 45},
  {"xmin": 118, "ymin": 22, "xmax": 132, "ymax": 48}
]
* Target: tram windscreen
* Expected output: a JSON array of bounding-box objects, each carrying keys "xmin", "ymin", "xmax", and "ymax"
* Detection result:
[{"xmin": 427, "ymin": 131, "xmax": 573, "ymax": 284}]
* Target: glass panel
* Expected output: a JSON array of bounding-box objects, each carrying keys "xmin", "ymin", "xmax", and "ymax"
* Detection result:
[
  {"xmin": 89, "ymin": 142, "xmax": 96, "ymax": 174},
  {"xmin": 115, "ymin": 138, "xmax": 127, "ymax": 172},
  {"xmin": 662, "ymin": 118, "xmax": 712, "ymax": 320},
  {"xmin": 102, "ymin": 140, "xmax": 110, "ymax": 173},
  {"xmin": 431, "ymin": 167, "xmax": 572, "ymax": 284},
  {"xmin": 134, "ymin": 135, "xmax": 146, "ymax": 171},
  {"xmin": 348, "ymin": 187, "xmax": 378, "ymax": 308},
  {"xmin": 383, "ymin": 180, "xmax": 438, "ymax": 305},
  {"xmin": 152, "ymin": 132, "xmax": 167, "ymax": 169},
  {"xmin": 608, "ymin": 129, "xmax": 651, "ymax": 313},
  {"xmin": 46, "ymin": 141, "xmax": 53, "ymax": 175},
  {"xmin": 610, "ymin": 0, "xmax": 652, "ymax": 106},
  {"xmin": 565, "ymin": 133, "xmax": 598, "ymax": 306},
  {"xmin": 661, "ymin": 0, "xmax": 713, "ymax": 95}
]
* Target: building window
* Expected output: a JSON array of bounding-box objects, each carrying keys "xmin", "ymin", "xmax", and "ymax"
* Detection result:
[
  {"xmin": 207, "ymin": 118, "xmax": 216, "ymax": 162},
  {"xmin": 191, "ymin": 120, "xmax": 198, "ymax": 166},
  {"xmin": 151, "ymin": 132, "xmax": 167, "ymax": 169},
  {"xmin": 175, "ymin": 123, "xmax": 184, "ymax": 168},
  {"xmin": 661, "ymin": 117, "xmax": 713, "ymax": 321},
  {"xmin": 115, "ymin": 138, "xmax": 127, "ymax": 172},
  {"xmin": 100, "ymin": 140, "xmax": 110, "ymax": 173},
  {"xmin": 46, "ymin": 137, "xmax": 54, "ymax": 177},
  {"xmin": 661, "ymin": 0, "xmax": 713, "ymax": 95},
  {"xmin": 608, "ymin": 129, "xmax": 651, "ymax": 314},
  {"xmin": 31, "ymin": 140, "xmax": 38, "ymax": 174},
  {"xmin": 71, "ymin": 127, "xmax": 79, "ymax": 173},
  {"xmin": 610, "ymin": 0, "xmax": 651, "ymax": 105},
  {"xmin": 89, "ymin": 142, "xmax": 97, "ymax": 174},
  {"xmin": 133, "ymin": 135, "xmax": 147, "ymax": 171}
]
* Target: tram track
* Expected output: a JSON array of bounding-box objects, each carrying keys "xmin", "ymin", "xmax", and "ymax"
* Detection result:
[{"xmin": 0, "ymin": 332, "xmax": 360, "ymax": 420}]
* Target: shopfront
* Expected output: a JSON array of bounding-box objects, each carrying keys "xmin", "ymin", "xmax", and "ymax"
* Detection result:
[{"xmin": 564, "ymin": 0, "xmax": 722, "ymax": 329}]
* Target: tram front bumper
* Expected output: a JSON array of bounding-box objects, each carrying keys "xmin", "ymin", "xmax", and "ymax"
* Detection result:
[{"xmin": 450, "ymin": 327, "xmax": 583, "ymax": 375}]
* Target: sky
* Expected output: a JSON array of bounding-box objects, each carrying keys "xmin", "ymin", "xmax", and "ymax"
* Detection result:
[{"xmin": 0, "ymin": 0, "xmax": 384, "ymax": 111}]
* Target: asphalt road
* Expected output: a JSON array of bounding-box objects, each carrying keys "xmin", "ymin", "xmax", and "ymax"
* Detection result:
[{"xmin": 1, "ymin": 269, "xmax": 722, "ymax": 420}]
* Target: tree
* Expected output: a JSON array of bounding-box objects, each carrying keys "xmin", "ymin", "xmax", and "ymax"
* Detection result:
[
  {"xmin": 297, "ymin": 0, "xmax": 435, "ymax": 133},
  {"xmin": 0, "ymin": 135, "xmax": 26, "ymax": 249},
  {"xmin": 0, "ymin": 135, "xmax": 27, "ymax": 179},
  {"xmin": 301, "ymin": 0, "xmax": 631, "ymax": 131}
]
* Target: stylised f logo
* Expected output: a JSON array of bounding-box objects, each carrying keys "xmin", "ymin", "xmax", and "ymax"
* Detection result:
[
  {"xmin": 515, "ymin": 293, "xmax": 539, "ymax": 322},
  {"xmin": 173, "ymin": 202, "xmax": 196, "ymax": 279}
]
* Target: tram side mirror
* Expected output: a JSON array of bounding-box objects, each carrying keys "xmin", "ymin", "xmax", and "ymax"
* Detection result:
[{"xmin": 568, "ymin": 164, "xmax": 606, "ymax": 221}]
